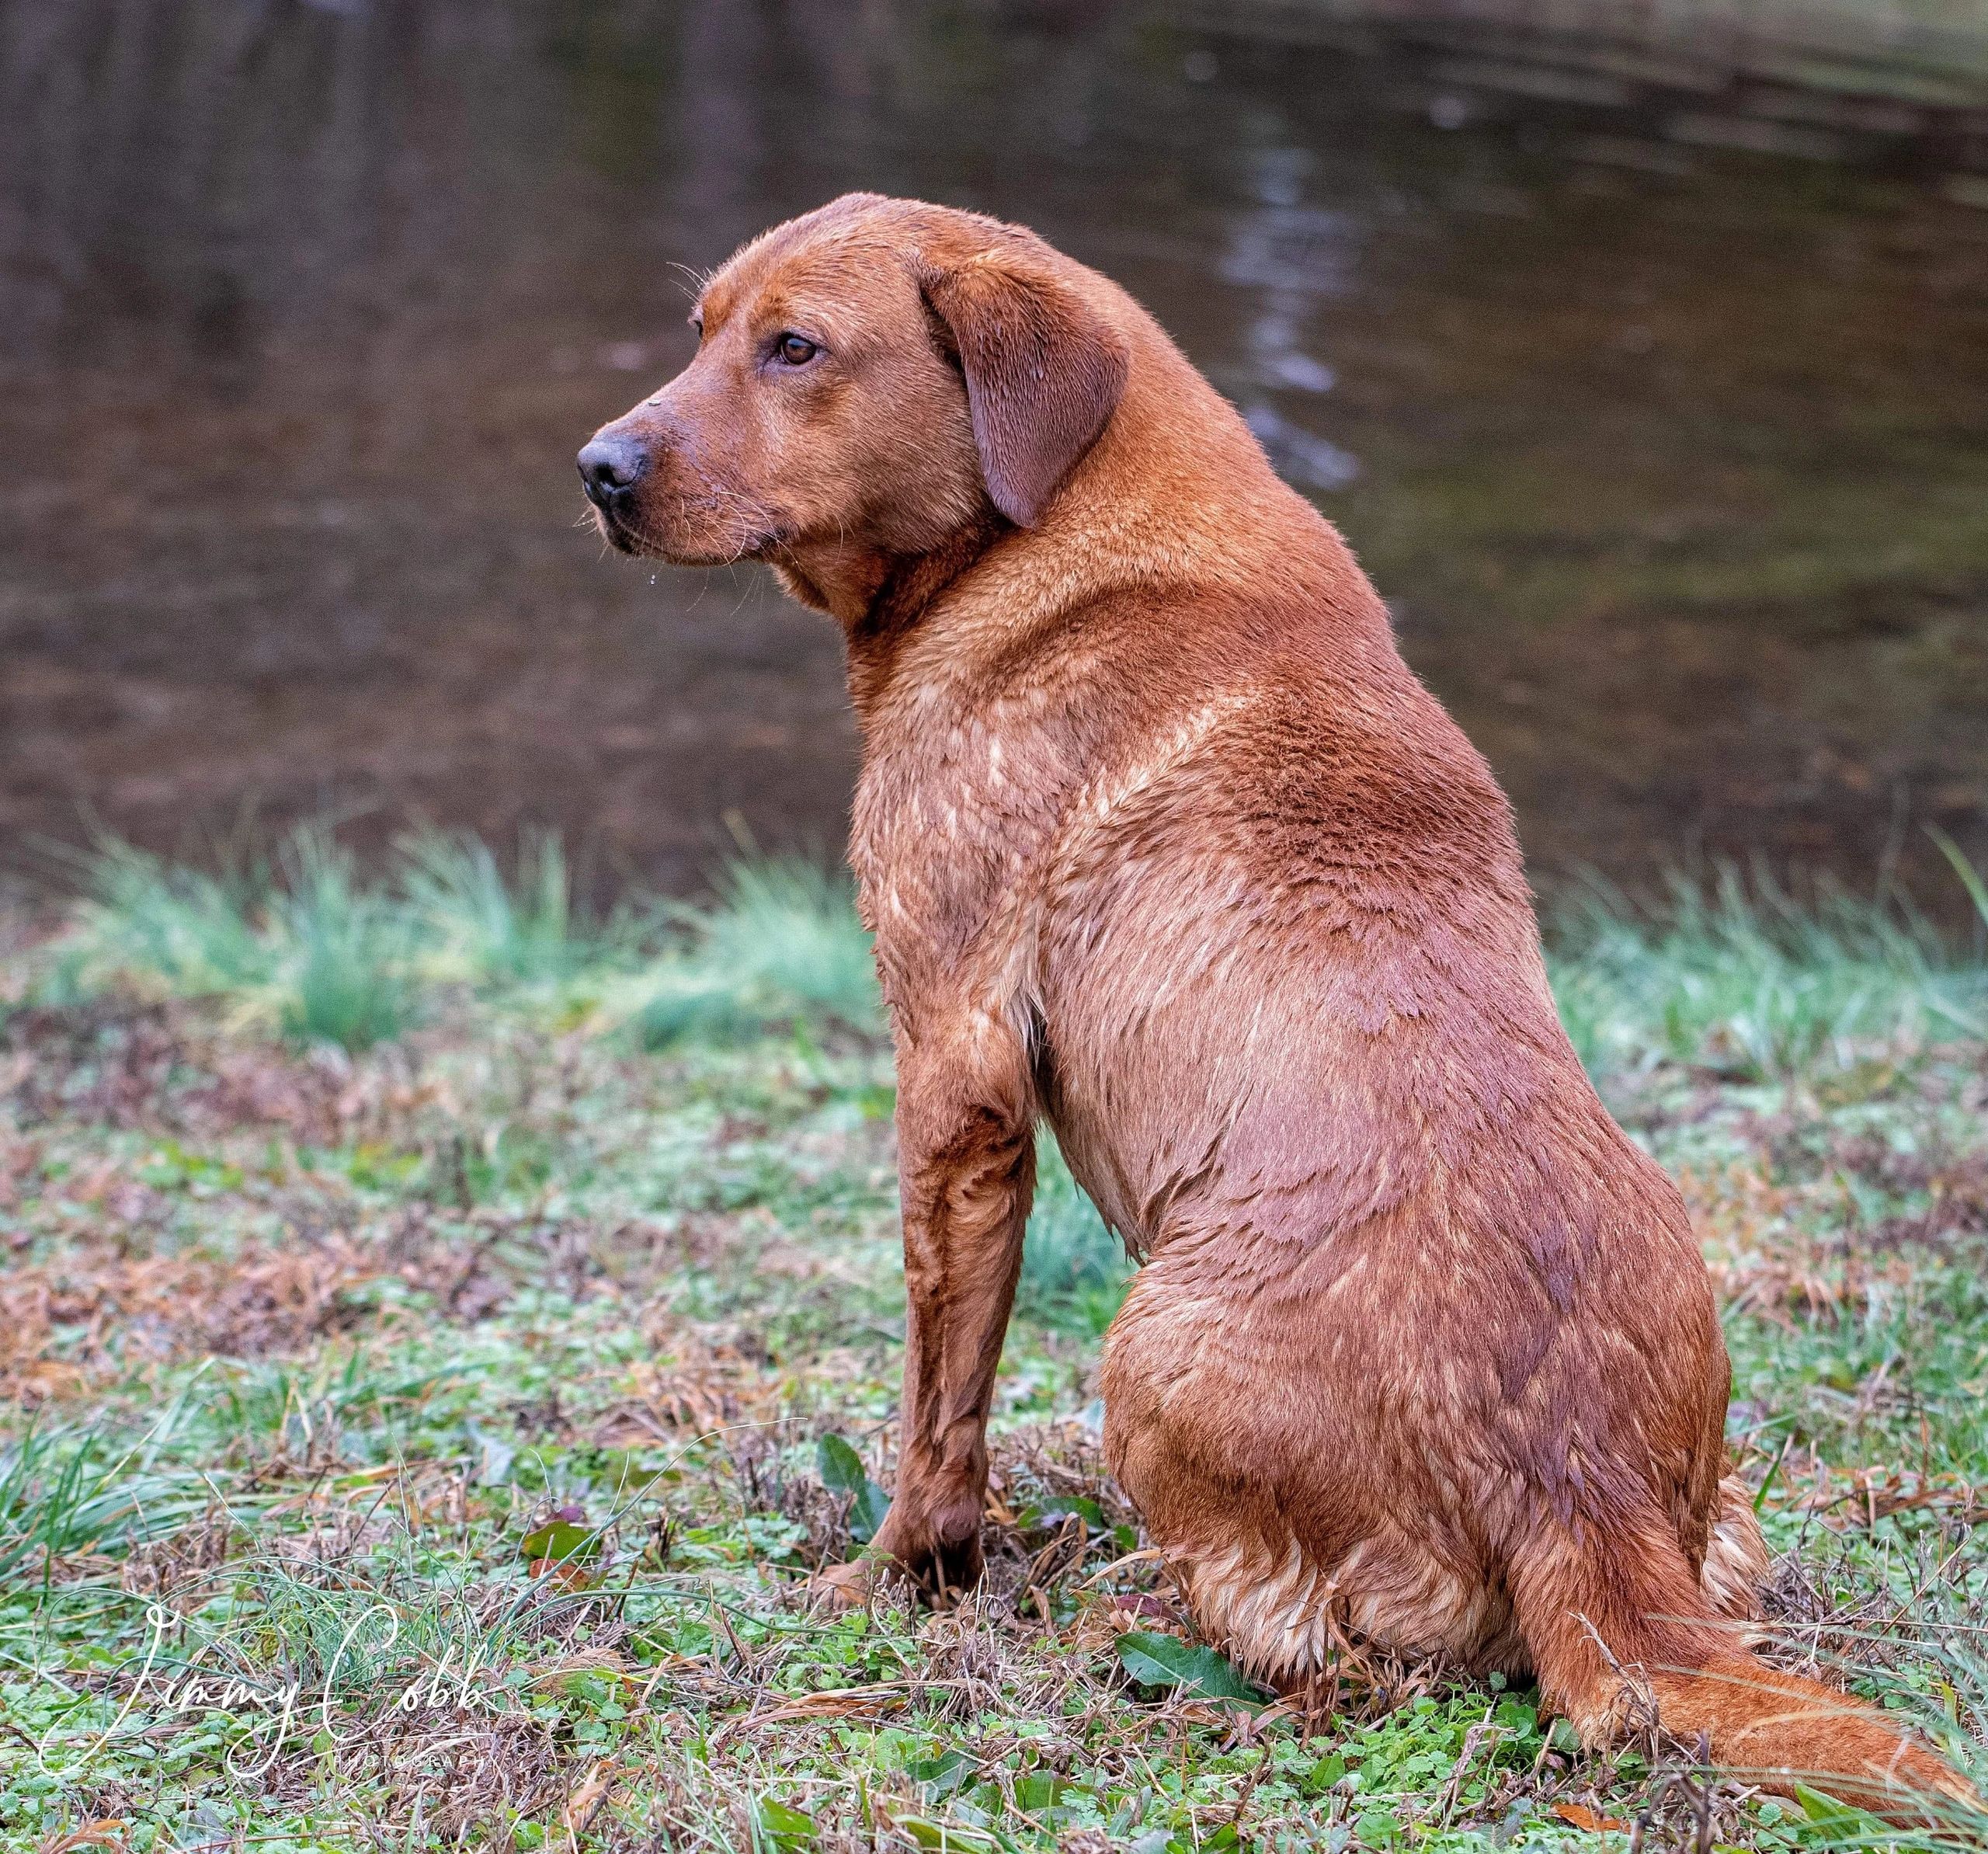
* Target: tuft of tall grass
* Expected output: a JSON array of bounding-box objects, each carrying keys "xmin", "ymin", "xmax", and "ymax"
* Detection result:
[
  {"xmin": 40, "ymin": 825, "xmax": 880, "ymax": 1055},
  {"xmin": 398, "ymin": 827, "xmax": 600, "ymax": 988},
  {"xmin": 64, "ymin": 835, "xmax": 275, "ymax": 1000},
  {"xmin": 51, "ymin": 823, "xmax": 415, "ymax": 1052},
  {"xmin": 1548, "ymin": 864, "xmax": 1987, "ymax": 1083},
  {"xmin": 0, "ymin": 1415, "xmax": 214, "ymax": 1584},
  {"xmin": 620, "ymin": 858, "xmax": 878, "ymax": 1048},
  {"xmin": 270, "ymin": 825, "xmax": 416, "ymax": 1050}
]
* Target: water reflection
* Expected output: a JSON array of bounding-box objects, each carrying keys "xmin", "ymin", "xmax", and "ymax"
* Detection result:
[
  {"xmin": 1227, "ymin": 150, "xmax": 1364, "ymax": 489},
  {"xmin": 2, "ymin": 0, "xmax": 1984, "ymax": 907}
]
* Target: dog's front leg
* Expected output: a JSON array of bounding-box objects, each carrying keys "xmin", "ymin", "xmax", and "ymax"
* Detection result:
[{"xmin": 870, "ymin": 1023, "xmax": 1035, "ymax": 1598}]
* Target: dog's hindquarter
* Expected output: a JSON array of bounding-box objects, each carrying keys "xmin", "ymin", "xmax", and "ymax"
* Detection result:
[
  {"xmin": 1024, "ymin": 663, "xmax": 1742, "ymax": 1678},
  {"xmin": 1093, "ymin": 1159, "xmax": 1733, "ymax": 1681}
]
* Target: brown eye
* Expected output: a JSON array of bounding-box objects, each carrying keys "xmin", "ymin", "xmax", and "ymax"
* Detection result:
[{"xmin": 777, "ymin": 333, "xmax": 819, "ymax": 366}]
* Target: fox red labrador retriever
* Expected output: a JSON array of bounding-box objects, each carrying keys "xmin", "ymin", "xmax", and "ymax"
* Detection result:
[{"xmin": 579, "ymin": 194, "xmax": 1969, "ymax": 1815}]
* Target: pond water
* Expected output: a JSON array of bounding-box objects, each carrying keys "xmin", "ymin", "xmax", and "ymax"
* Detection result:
[{"xmin": 4, "ymin": 0, "xmax": 1986, "ymax": 910}]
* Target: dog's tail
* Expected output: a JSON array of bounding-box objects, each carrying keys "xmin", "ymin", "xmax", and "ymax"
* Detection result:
[{"xmin": 1510, "ymin": 1504, "xmax": 1979, "ymax": 1824}]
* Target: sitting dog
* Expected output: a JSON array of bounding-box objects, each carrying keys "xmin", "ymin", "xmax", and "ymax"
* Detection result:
[{"xmin": 578, "ymin": 194, "xmax": 1970, "ymax": 1816}]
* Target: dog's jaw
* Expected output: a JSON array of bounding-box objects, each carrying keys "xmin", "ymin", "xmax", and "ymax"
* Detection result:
[{"xmin": 590, "ymin": 498, "xmax": 787, "ymax": 569}]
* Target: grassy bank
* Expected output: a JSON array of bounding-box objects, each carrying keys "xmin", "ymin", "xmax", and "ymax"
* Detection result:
[{"xmin": 2, "ymin": 828, "xmax": 1986, "ymax": 1852}]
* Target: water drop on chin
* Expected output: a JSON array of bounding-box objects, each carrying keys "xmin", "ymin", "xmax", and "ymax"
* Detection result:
[{"xmin": 649, "ymin": 573, "xmax": 657, "ymax": 585}]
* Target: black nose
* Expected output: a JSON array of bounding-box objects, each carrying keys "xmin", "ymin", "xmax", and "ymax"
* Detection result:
[{"xmin": 577, "ymin": 435, "xmax": 648, "ymax": 506}]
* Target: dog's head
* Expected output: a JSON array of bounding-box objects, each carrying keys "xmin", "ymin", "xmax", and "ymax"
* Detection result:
[{"xmin": 577, "ymin": 196, "xmax": 1128, "ymax": 587}]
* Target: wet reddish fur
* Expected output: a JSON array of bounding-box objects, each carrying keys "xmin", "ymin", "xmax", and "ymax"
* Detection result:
[{"xmin": 584, "ymin": 195, "xmax": 1972, "ymax": 1819}]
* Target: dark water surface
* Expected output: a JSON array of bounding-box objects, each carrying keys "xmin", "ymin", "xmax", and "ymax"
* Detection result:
[{"xmin": 5, "ymin": 1, "xmax": 1987, "ymax": 905}]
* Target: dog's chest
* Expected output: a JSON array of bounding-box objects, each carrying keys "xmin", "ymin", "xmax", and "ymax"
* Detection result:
[{"xmin": 850, "ymin": 684, "xmax": 1085, "ymax": 1010}]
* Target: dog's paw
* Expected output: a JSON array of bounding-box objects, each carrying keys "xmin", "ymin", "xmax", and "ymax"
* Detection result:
[
  {"xmin": 871, "ymin": 1501, "xmax": 985, "ymax": 1602},
  {"xmin": 808, "ymin": 1558, "xmax": 878, "ymax": 1612}
]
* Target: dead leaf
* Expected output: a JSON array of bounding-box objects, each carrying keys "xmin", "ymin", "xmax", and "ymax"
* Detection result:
[
  {"xmin": 37, "ymin": 1824, "xmax": 130, "ymax": 1854},
  {"xmin": 1554, "ymin": 1801, "xmax": 1629, "ymax": 1834},
  {"xmin": 561, "ymin": 1756, "xmax": 619, "ymax": 1834}
]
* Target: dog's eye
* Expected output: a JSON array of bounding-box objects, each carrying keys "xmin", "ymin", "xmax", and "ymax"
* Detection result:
[
  {"xmin": 776, "ymin": 333, "xmax": 819, "ymax": 367},
  {"xmin": 690, "ymin": 316, "xmax": 704, "ymax": 342}
]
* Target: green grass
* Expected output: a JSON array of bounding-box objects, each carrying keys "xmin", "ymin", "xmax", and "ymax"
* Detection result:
[
  {"xmin": 34, "ymin": 826, "xmax": 874, "ymax": 1056},
  {"xmin": 2, "ymin": 830, "xmax": 1986, "ymax": 1850},
  {"xmin": 619, "ymin": 859, "xmax": 879, "ymax": 1050},
  {"xmin": 1017, "ymin": 1137, "xmax": 1131, "ymax": 1338},
  {"xmin": 399, "ymin": 827, "xmax": 596, "ymax": 989},
  {"xmin": 1545, "ymin": 864, "xmax": 1988, "ymax": 1084},
  {"xmin": 45, "ymin": 823, "xmax": 418, "ymax": 1050}
]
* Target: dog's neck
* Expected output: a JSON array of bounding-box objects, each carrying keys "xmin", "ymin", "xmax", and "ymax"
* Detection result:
[
  {"xmin": 773, "ymin": 513, "xmax": 1010, "ymax": 716},
  {"xmin": 767, "ymin": 546, "xmax": 895, "ymax": 626}
]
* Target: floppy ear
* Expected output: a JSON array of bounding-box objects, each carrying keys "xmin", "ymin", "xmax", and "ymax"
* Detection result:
[{"xmin": 917, "ymin": 249, "xmax": 1129, "ymax": 527}]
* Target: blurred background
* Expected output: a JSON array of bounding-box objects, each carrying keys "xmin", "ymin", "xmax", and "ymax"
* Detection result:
[{"xmin": 4, "ymin": 0, "xmax": 1986, "ymax": 913}]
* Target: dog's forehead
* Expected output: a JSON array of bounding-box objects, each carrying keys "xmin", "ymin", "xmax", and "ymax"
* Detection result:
[{"xmin": 699, "ymin": 221, "xmax": 909, "ymax": 337}]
